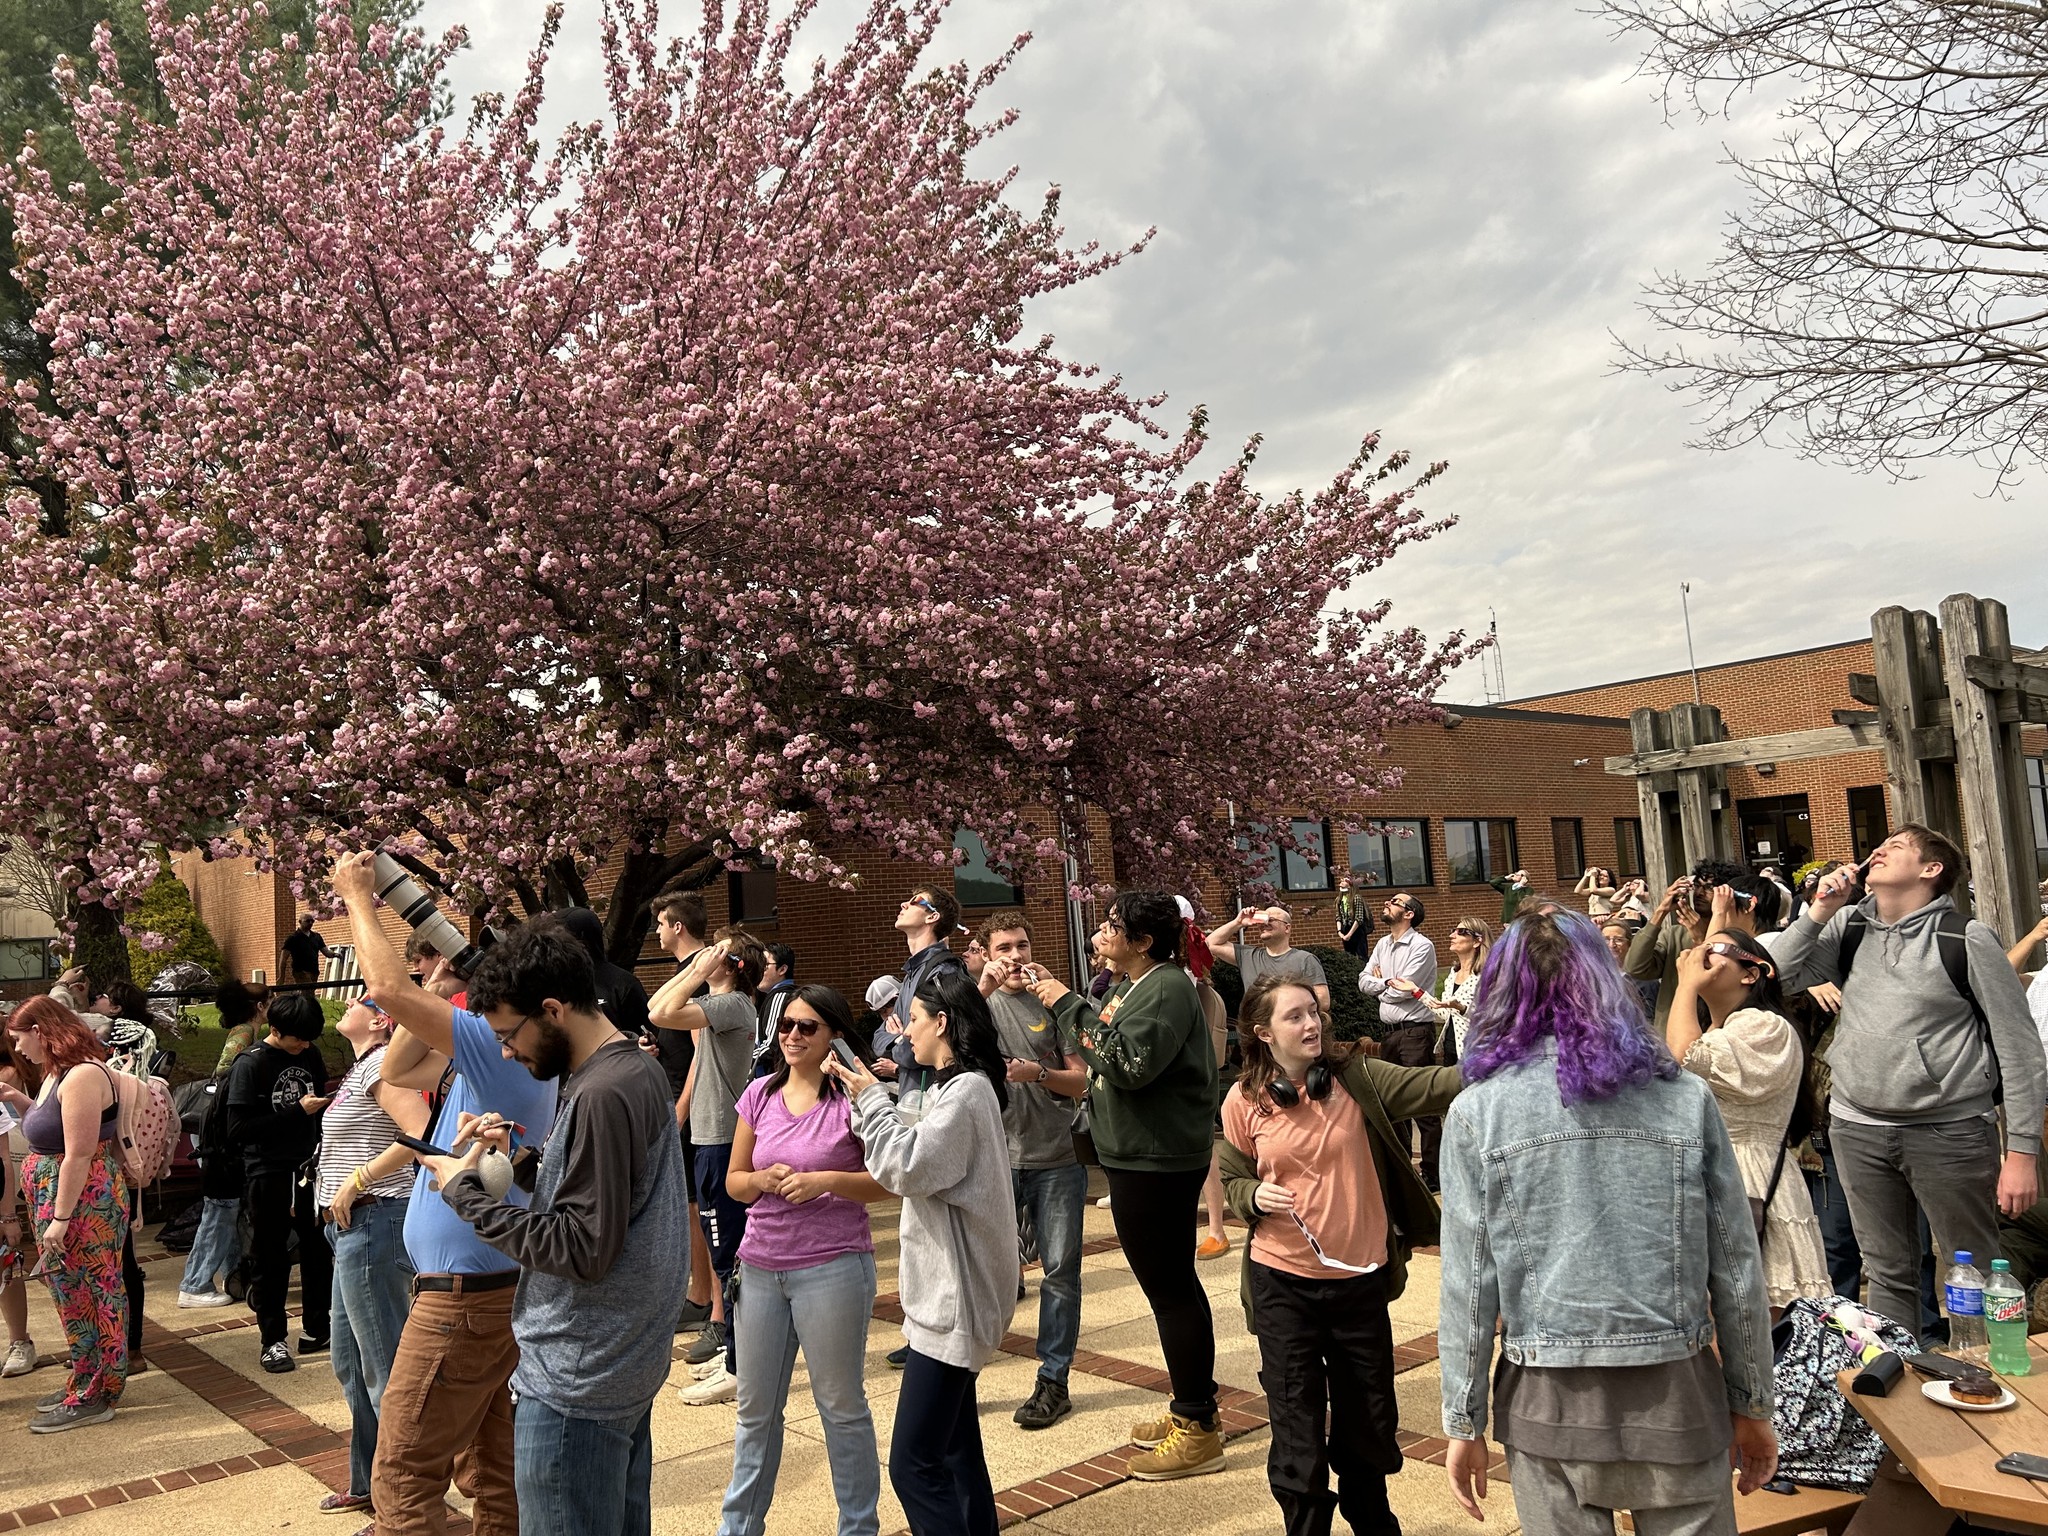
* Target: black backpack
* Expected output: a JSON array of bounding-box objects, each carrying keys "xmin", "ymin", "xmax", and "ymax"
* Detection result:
[{"xmin": 1837, "ymin": 908, "xmax": 1995, "ymax": 1100}]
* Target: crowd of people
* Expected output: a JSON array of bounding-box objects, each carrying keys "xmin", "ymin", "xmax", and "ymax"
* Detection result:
[{"xmin": 1, "ymin": 823, "xmax": 2045, "ymax": 1536}]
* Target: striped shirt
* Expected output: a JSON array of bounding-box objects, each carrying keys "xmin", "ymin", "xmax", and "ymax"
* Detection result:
[{"xmin": 315, "ymin": 1046, "xmax": 414, "ymax": 1207}]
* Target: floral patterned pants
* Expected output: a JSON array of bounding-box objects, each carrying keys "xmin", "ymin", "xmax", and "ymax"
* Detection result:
[{"xmin": 24, "ymin": 1147, "xmax": 129, "ymax": 1408}]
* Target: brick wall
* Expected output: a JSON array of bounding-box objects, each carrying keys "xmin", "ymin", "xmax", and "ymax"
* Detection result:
[{"xmin": 1507, "ymin": 639, "xmax": 1889, "ymax": 870}]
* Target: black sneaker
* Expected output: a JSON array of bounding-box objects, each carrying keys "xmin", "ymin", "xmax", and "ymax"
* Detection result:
[
  {"xmin": 299, "ymin": 1335, "xmax": 331, "ymax": 1356},
  {"xmin": 1014, "ymin": 1377, "xmax": 1071, "ymax": 1430},
  {"xmin": 886, "ymin": 1344, "xmax": 909, "ymax": 1369},
  {"xmin": 261, "ymin": 1342, "xmax": 296, "ymax": 1374},
  {"xmin": 675, "ymin": 1297, "xmax": 712, "ymax": 1333},
  {"xmin": 683, "ymin": 1321, "xmax": 726, "ymax": 1366}
]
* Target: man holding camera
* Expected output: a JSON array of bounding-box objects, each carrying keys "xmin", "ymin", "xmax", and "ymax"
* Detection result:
[
  {"xmin": 334, "ymin": 855, "xmax": 558, "ymax": 1536},
  {"xmin": 1206, "ymin": 904, "xmax": 1331, "ymax": 1015}
]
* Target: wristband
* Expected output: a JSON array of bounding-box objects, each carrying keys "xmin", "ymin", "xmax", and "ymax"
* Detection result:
[
  {"xmin": 353, "ymin": 1166, "xmax": 372, "ymax": 1194},
  {"xmin": 51, "ymin": 1212, "xmax": 75, "ymax": 1222},
  {"xmin": 1036, "ymin": 1062, "xmax": 1050, "ymax": 1083}
]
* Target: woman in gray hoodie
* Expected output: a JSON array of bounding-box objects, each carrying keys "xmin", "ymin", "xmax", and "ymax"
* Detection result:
[{"xmin": 826, "ymin": 968, "xmax": 1016, "ymax": 1536}]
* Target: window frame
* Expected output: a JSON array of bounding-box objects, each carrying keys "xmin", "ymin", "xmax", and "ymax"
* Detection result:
[
  {"xmin": 1344, "ymin": 818, "xmax": 1433, "ymax": 890},
  {"xmin": 1443, "ymin": 817, "xmax": 1519, "ymax": 887},
  {"xmin": 1551, "ymin": 817, "xmax": 1586, "ymax": 883},
  {"xmin": 726, "ymin": 864, "xmax": 779, "ymax": 925},
  {"xmin": 1278, "ymin": 817, "xmax": 1334, "ymax": 893},
  {"xmin": 953, "ymin": 828, "xmax": 1025, "ymax": 908}
]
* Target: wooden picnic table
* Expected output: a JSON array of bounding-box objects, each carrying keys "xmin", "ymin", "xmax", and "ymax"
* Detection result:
[{"xmin": 1838, "ymin": 1339, "xmax": 2048, "ymax": 1535}]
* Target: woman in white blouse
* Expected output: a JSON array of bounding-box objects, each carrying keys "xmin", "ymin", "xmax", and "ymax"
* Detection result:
[
  {"xmin": 1665, "ymin": 930, "xmax": 1830, "ymax": 1315},
  {"xmin": 1428, "ymin": 918, "xmax": 1492, "ymax": 1061}
]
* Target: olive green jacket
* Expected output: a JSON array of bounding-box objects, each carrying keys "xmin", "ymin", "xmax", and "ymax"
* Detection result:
[{"xmin": 1217, "ymin": 1053, "xmax": 1462, "ymax": 1331}]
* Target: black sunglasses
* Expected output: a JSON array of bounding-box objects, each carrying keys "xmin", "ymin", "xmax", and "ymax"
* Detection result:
[{"xmin": 775, "ymin": 1017, "xmax": 821, "ymax": 1038}]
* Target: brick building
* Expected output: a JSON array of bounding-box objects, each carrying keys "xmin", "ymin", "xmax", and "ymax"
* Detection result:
[{"xmin": 169, "ymin": 637, "xmax": 2048, "ymax": 1009}]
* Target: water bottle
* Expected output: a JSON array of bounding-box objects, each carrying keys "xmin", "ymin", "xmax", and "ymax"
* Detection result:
[
  {"xmin": 1986, "ymin": 1259, "xmax": 2031, "ymax": 1377},
  {"xmin": 1944, "ymin": 1251, "xmax": 1988, "ymax": 1364}
]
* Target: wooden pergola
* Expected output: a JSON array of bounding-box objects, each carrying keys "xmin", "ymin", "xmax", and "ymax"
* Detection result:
[{"xmin": 1605, "ymin": 594, "xmax": 2047, "ymax": 955}]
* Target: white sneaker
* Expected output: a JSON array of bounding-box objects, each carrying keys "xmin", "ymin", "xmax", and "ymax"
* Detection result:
[
  {"xmin": 177, "ymin": 1290, "xmax": 236, "ymax": 1309},
  {"xmin": 689, "ymin": 1354, "xmax": 726, "ymax": 1380},
  {"xmin": 678, "ymin": 1365, "xmax": 736, "ymax": 1405},
  {"xmin": 1095, "ymin": 1194, "xmax": 1113, "ymax": 1209},
  {"xmin": 1, "ymin": 1339, "xmax": 35, "ymax": 1377}
]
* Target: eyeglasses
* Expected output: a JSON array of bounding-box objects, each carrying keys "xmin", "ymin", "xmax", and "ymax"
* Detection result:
[
  {"xmin": 1102, "ymin": 916, "xmax": 1126, "ymax": 935},
  {"xmin": 775, "ymin": 1017, "xmax": 821, "ymax": 1038},
  {"xmin": 1702, "ymin": 941, "xmax": 1774, "ymax": 976},
  {"xmin": 1453, "ymin": 924, "xmax": 1484, "ymax": 938},
  {"xmin": 901, "ymin": 897, "xmax": 939, "ymax": 916},
  {"xmin": 492, "ymin": 1013, "xmax": 540, "ymax": 1050},
  {"xmin": 1288, "ymin": 1210, "xmax": 1380, "ymax": 1275}
]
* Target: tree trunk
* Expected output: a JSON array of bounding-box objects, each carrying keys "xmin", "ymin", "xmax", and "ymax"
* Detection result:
[
  {"xmin": 70, "ymin": 899, "xmax": 132, "ymax": 986},
  {"xmin": 603, "ymin": 832, "xmax": 723, "ymax": 967},
  {"xmin": 543, "ymin": 856, "xmax": 590, "ymax": 910}
]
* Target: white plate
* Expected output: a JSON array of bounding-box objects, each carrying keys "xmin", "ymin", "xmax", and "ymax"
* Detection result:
[{"xmin": 1921, "ymin": 1378, "xmax": 2016, "ymax": 1412}]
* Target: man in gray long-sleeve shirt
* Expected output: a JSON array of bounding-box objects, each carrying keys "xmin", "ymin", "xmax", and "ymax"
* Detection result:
[
  {"xmin": 415, "ymin": 916, "xmax": 688, "ymax": 1536},
  {"xmin": 1777, "ymin": 824, "xmax": 2044, "ymax": 1339}
]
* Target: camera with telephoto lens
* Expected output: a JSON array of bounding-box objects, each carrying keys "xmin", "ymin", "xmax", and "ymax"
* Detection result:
[{"xmin": 372, "ymin": 852, "xmax": 490, "ymax": 977}]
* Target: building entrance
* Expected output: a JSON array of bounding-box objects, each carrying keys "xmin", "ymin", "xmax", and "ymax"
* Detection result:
[{"xmin": 1738, "ymin": 794, "xmax": 1812, "ymax": 873}]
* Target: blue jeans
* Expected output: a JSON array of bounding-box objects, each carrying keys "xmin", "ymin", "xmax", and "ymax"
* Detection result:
[
  {"xmin": 1013, "ymin": 1164, "xmax": 1087, "ymax": 1385},
  {"xmin": 718, "ymin": 1252, "xmax": 879, "ymax": 1536},
  {"xmin": 179, "ymin": 1196, "xmax": 242, "ymax": 1295},
  {"xmin": 514, "ymin": 1396, "xmax": 654, "ymax": 1536},
  {"xmin": 325, "ymin": 1203, "xmax": 416, "ymax": 1498}
]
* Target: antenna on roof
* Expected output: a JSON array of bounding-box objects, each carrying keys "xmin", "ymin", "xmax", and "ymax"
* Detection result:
[{"xmin": 1482, "ymin": 609, "xmax": 1508, "ymax": 703}]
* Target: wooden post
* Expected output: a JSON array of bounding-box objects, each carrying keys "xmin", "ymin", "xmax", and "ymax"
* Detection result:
[
  {"xmin": 1670, "ymin": 704, "xmax": 1722, "ymax": 872},
  {"xmin": 1630, "ymin": 708, "xmax": 1673, "ymax": 897},
  {"xmin": 1939, "ymin": 594, "xmax": 2034, "ymax": 944},
  {"xmin": 1872, "ymin": 606, "xmax": 1932, "ymax": 826}
]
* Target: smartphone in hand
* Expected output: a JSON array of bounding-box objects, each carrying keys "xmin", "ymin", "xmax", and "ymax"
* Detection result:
[{"xmin": 828, "ymin": 1039, "xmax": 863, "ymax": 1073}]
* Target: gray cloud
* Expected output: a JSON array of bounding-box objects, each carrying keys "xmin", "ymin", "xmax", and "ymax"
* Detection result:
[{"xmin": 423, "ymin": 0, "xmax": 2046, "ymax": 696}]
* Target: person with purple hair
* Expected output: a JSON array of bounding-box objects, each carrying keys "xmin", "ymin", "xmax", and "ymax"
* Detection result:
[{"xmin": 1438, "ymin": 910, "xmax": 1777, "ymax": 1536}]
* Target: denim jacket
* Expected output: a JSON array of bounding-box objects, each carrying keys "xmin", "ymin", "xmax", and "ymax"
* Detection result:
[{"xmin": 1437, "ymin": 1042, "xmax": 1773, "ymax": 1441}]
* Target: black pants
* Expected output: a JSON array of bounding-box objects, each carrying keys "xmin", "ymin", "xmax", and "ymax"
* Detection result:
[
  {"xmin": 890, "ymin": 1349, "xmax": 997, "ymax": 1536},
  {"xmin": 245, "ymin": 1169, "xmax": 330, "ymax": 1349},
  {"xmin": 1378, "ymin": 1023, "xmax": 1440, "ymax": 1185},
  {"xmin": 122, "ymin": 1188, "xmax": 144, "ymax": 1353},
  {"xmin": 1105, "ymin": 1163, "xmax": 1217, "ymax": 1422},
  {"xmin": 1250, "ymin": 1261, "xmax": 1402, "ymax": 1536}
]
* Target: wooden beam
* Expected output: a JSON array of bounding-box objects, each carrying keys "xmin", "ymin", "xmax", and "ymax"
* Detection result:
[
  {"xmin": 1605, "ymin": 722, "xmax": 1887, "ymax": 776},
  {"xmin": 1832, "ymin": 709, "xmax": 1879, "ymax": 728},
  {"xmin": 1629, "ymin": 709, "xmax": 1672, "ymax": 898},
  {"xmin": 1671, "ymin": 705, "xmax": 1721, "ymax": 871},
  {"xmin": 1847, "ymin": 673, "xmax": 1881, "ymax": 708},
  {"xmin": 1940, "ymin": 594, "xmax": 2030, "ymax": 943},
  {"xmin": 1963, "ymin": 654, "xmax": 2048, "ymax": 706}
]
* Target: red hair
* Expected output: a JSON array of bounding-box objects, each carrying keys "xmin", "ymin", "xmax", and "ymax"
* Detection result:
[{"xmin": 6, "ymin": 996, "xmax": 108, "ymax": 1077}]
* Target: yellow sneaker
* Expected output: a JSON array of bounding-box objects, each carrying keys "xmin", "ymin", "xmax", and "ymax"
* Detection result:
[
  {"xmin": 1126, "ymin": 1413, "xmax": 1224, "ymax": 1481},
  {"xmin": 1130, "ymin": 1411, "xmax": 1175, "ymax": 1449}
]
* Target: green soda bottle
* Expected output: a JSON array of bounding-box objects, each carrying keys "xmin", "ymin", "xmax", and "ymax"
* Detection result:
[{"xmin": 1986, "ymin": 1259, "xmax": 2031, "ymax": 1377}]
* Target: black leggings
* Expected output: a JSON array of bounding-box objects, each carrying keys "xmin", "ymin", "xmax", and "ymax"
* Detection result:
[
  {"xmin": 1105, "ymin": 1163, "xmax": 1217, "ymax": 1422},
  {"xmin": 122, "ymin": 1189, "xmax": 144, "ymax": 1353},
  {"xmin": 890, "ymin": 1350, "xmax": 997, "ymax": 1536}
]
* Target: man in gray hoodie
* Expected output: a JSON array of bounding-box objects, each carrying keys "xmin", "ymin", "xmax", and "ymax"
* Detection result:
[{"xmin": 1777, "ymin": 823, "xmax": 2044, "ymax": 1337}]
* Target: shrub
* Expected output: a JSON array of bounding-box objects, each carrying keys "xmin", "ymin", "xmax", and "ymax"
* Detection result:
[
  {"xmin": 126, "ymin": 863, "xmax": 225, "ymax": 990},
  {"xmin": 1212, "ymin": 945, "xmax": 1374, "ymax": 1042}
]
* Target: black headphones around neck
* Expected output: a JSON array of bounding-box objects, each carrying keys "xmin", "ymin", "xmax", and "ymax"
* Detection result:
[{"xmin": 1267, "ymin": 1062, "xmax": 1332, "ymax": 1107}]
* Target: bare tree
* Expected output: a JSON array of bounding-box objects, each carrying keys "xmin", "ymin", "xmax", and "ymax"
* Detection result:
[
  {"xmin": 1604, "ymin": 0, "xmax": 2048, "ymax": 484},
  {"xmin": 0, "ymin": 838, "xmax": 68, "ymax": 928}
]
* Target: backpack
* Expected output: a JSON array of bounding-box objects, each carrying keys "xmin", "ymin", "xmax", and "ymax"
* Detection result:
[
  {"xmin": 1837, "ymin": 908, "xmax": 1996, "ymax": 1100},
  {"xmin": 103, "ymin": 1044, "xmax": 179, "ymax": 1188}
]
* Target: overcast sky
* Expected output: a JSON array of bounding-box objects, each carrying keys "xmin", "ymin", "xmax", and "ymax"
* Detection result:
[{"xmin": 420, "ymin": 0, "xmax": 2046, "ymax": 699}]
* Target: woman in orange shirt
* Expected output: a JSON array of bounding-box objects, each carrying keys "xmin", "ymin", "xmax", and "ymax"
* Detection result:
[{"xmin": 1219, "ymin": 977, "xmax": 1461, "ymax": 1536}]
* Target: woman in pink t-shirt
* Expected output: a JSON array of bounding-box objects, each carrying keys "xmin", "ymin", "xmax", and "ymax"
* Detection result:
[
  {"xmin": 1220, "ymin": 976, "xmax": 1461, "ymax": 1536},
  {"xmin": 714, "ymin": 986, "xmax": 892, "ymax": 1536}
]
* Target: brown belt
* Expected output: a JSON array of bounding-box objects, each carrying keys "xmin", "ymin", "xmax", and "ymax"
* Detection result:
[
  {"xmin": 412, "ymin": 1270, "xmax": 519, "ymax": 1296},
  {"xmin": 320, "ymin": 1193, "xmax": 383, "ymax": 1223}
]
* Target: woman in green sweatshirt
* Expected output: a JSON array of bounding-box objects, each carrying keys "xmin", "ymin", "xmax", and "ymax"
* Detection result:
[{"xmin": 1028, "ymin": 890, "xmax": 1223, "ymax": 1482}]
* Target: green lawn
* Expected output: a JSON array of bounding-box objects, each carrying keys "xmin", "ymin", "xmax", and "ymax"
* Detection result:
[{"xmin": 163, "ymin": 998, "xmax": 357, "ymax": 1084}]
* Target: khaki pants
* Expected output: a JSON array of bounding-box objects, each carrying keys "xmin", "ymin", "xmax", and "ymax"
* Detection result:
[{"xmin": 370, "ymin": 1283, "xmax": 519, "ymax": 1536}]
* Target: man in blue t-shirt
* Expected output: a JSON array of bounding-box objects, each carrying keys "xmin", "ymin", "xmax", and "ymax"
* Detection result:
[{"xmin": 335, "ymin": 857, "xmax": 557, "ymax": 1536}]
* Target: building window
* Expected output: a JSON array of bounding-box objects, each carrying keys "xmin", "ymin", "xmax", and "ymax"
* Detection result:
[
  {"xmin": 1279, "ymin": 818, "xmax": 1333, "ymax": 892},
  {"xmin": 2028, "ymin": 758, "xmax": 2048, "ymax": 880},
  {"xmin": 727, "ymin": 864, "xmax": 779, "ymax": 924},
  {"xmin": 954, "ymin": 829, "xmax": 1024, "ymax": 907},
  {"xmin": 1551, "ymin": 819, "xmax": 1585, "ymax": 882},
  {"xmin": 1445, "ymin": 818, "xmax": 1518, "ymax": 886},
  {"xmin": 1614, "ymin": 818, "xmax": 1646, "ymax": 881},
  {"xmin": 0, "ymin": 938, "xmax": 52, "ymax": 982},
  {"xmin": 1847, "ymin": 785, "xmax": 1891, "ymax": 865},
  {"xmin": 1346, "ymin": 819, "xmax": 1431, "ymax": 889}
]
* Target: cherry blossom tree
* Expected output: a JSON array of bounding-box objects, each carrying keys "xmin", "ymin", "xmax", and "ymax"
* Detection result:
[{"xmin": 2, "ymin": 0, "xmax": 1475, "ymax": 959}]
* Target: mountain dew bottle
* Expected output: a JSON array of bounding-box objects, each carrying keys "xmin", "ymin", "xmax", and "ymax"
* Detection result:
[{"xmin": 1986, "ymin": 1260, "xmax": 2030, "ymax": 1377}]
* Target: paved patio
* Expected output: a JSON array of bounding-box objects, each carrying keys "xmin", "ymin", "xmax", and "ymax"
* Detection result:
[{"xmin": 0, "ymin": 1176, "xmax": 1513, "ymax": 1533}]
